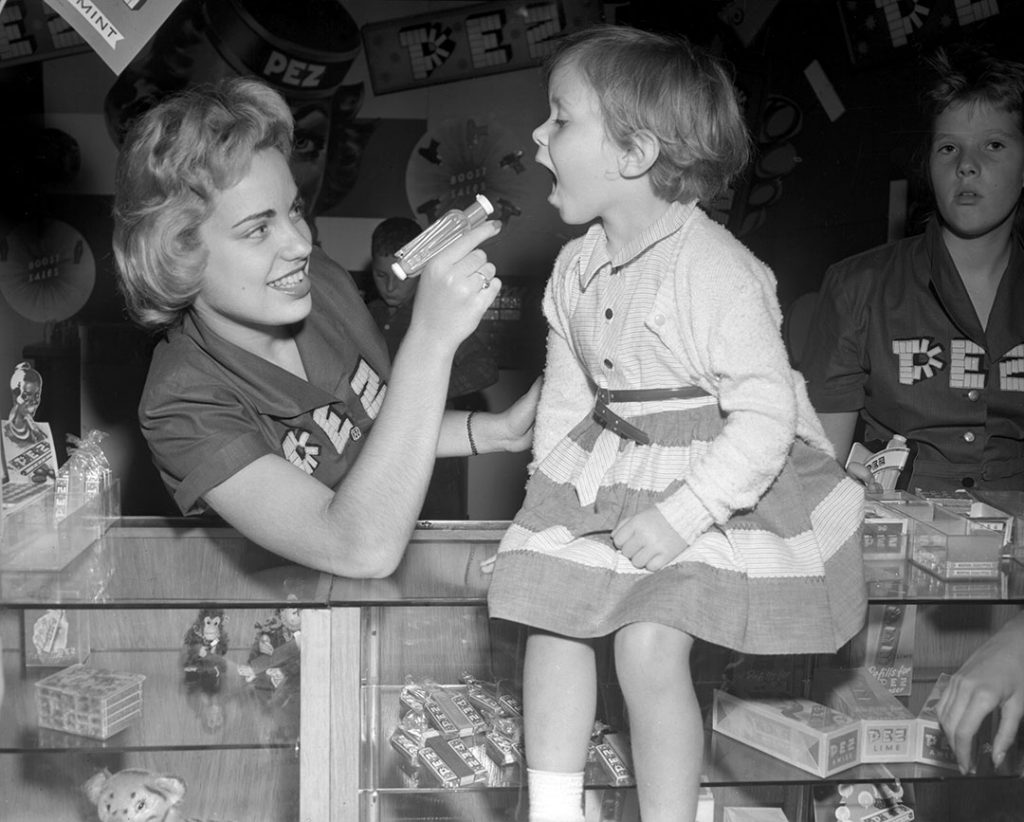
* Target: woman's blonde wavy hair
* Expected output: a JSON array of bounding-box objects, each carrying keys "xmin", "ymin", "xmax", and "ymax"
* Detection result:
[{"xmin": 112, "ymin": 77, "xmax": 294, "ymax": 330}]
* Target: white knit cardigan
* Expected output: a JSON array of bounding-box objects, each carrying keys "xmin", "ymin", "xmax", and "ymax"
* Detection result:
[{"xmin": 530, "ymin": 202, "xmax": 835, "ymax": 547}]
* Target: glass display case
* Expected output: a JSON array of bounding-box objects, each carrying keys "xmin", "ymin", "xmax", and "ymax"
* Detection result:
[
  {"xmin": 0, "ymin": 518, "xmax": 331, "ymax": 822},
  {"xmin": 330, "ymin": 518, "xmax": 1024, "ymax": 822},
  {"xmin": 4, "ymin": 509, "xmax": 1024, "ymax": 821}
]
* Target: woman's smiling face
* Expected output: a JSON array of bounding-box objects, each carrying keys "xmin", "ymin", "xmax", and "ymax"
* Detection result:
[
  {"xmin": 195, "ymin": 148, "xmax": 314, "ymax": 345},
  {"xmin": 930, "ymin": 99, "xmax": 1024, "ymax": 240}
]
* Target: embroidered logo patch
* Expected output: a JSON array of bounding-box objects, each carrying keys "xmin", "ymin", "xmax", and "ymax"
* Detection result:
[
  {"xmin": 312, "ymin": 406, "xmax": 360, "ymax": 453},
  {"xmin": 892, "ymin": 338, "xmax": 945, "ymax": 384},
  {"xmin": 352, "ymin": 357, "xmax": 386, "ymax": 417},
  {"xmin": 282, "ymin": 429, "xmax": 320, "ymax": 474},
  {"xmin": 278, "ymin": 358, "xmax": 388, "ymax": 472},
  {"xmin": 1001, "ymin": 344, "xmax": 1024, "ymax": 392},
  {"xmin": 892, "ymin": 338, "xmax": 1024, "ymax": 391}
]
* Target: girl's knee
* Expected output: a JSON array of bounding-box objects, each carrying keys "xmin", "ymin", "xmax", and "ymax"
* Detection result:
[
  {"xmin": 616, "ymin": 622, "xmax": 692, "ymax": 655},
  {"xmin": 614, "ymin": 623, "xmax": 693, "ymax": 686}
]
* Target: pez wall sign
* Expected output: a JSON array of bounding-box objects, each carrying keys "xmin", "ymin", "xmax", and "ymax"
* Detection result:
[{"xmin": 361, "ymin": 0, "xmax": 600, "ymax": 94}]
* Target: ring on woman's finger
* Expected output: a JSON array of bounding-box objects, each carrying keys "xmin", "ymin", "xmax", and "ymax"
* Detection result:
[{"xmin": 475, "ymin": 270, "xmax": 492, "ymax": 290}]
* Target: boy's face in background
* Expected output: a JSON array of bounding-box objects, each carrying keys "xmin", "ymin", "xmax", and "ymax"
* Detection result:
[
  {"xmin": 371, "ymin": 254, "xmax": 419, "ymax": 308},
  {"xmin": 930, "ymin": 100, "xmax": 1024, "ymax": 241}
]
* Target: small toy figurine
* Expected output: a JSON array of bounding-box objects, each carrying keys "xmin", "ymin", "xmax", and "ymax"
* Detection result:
[
  {"xmin": 182, "ymin": 608, "xmax": 228, "ymax": 692},
  {"xmin": 83, "ymin": 767, "xmax": 234, "ymax": 822},
  {"xmin": 4, "ymin": 362, "xmax": 47, "ymax": 446},
  {"xmin": 2, "ymin": 361, "xmax": 58, "ymax": 489},
  {"xmin": 84, "ymin": 768, "xmax": 190, "ymax": 822},
  {"xmin": 831, "ymin": 780, "xmax": 913, "ymax": 822},
  {"xmin": 237, "ymin": 599, "xmax": 301, "ymax": 690}
]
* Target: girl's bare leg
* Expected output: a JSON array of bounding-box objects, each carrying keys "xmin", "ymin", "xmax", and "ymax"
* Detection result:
[
  {"xmin": 615, "ymin": 622, "xmax": 701, "ymax": 822},
  {"xmin": 524, "ymin": 630, "xmax": 597, "ymax": 822}
]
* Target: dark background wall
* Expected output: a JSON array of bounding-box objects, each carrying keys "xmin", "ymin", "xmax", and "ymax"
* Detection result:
[{"xmin": 623, "ymin": 0, "xmax": 1004, "ymax": 307}]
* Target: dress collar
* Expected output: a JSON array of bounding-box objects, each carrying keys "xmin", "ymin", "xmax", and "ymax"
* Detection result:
[
  {"xmin": 578, "ymin": 201, "xmax": 698, "ymax": 291},
  {"xmin": 924, "ymin": 215, "xmax": 1024, "ymax": 356},
  {"xmin": 176, "ymin": 287, "xmax": 340, "ymax": 418}
]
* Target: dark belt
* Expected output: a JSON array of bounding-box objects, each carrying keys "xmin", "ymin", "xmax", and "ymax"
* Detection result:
[{"xmin": 592, "ymin": 386, "xmax": 710, "ymax": 445}]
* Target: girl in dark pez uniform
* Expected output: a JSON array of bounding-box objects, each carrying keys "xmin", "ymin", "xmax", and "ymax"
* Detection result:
[
  {"xmin": 803, "ymin": 46, "xmax": 1024, "ymax": 493},
  {"xmin": 802, "ymin": 45, "xmax": 1024, "ymax": 779}
]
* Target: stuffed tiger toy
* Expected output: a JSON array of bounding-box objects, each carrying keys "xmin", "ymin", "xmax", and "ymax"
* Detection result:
[{"xmin": 83, "ymin": 768, "xmax": 223, "ymax": 822}]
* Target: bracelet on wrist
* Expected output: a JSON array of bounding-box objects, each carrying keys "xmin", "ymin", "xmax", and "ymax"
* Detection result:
[{"xmin": 466, "ymin": 410, "xmax": 479, "ymax": 456}]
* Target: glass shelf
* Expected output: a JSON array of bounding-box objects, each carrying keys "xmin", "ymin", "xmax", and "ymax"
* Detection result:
[
  {"xmin": 0, "ymin": 518, "xmax": 331, "ymax": 608},
  {"xmin": 329, "ymin": 523, "xmax": 1024, "ymax": 609},
  {"xmin": 864, "ymin": 557, "xmax": 1024, "ymax": 602},
  {"xmin": 0, "ymin": 646, "xmax": 300, "ymax": 753},
  {"xmin": 5, "ymin": 517, "xmax": 1023, "ymax": 610},
  {"xmin": 329, "ymin": 522, "xmax": 505, "ymax": 607}
]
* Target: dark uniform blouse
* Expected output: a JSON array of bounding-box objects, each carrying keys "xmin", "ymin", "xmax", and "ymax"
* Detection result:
[
  {"xmin": 802, "ymin": 217, "xmax": 1024, "ymax": 492},
  {"xmin": 140, "ymin": 248, "xmax": 391, "ymax": 515}
]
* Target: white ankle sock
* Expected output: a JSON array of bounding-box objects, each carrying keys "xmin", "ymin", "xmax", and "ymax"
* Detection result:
[{"xmin": 527, "ymin": 768, "xmax": 585, "ymax": 822}]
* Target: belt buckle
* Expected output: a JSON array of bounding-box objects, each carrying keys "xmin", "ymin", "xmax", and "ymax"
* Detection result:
[{"xmin": 592, "ymin": 399, "xmax": 650, "ymax": 445}]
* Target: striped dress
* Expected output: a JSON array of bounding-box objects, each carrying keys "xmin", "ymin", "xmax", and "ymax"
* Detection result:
[{"xmin": 487, "ymin": 203, "xmax": 866, "ymax": 655}]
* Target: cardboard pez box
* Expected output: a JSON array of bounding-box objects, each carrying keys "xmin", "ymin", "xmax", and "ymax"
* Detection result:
[
  {"xmin": 914, "ymin": 674, "xmax": 959, "ymax": 769},
  {"xmin": 849, "ymin": 603, "xmax": 917, "ymax": 697},
  {"xmin": 814, "ymin": 668, "xmax": 916, "ymax": 763},
  {"xmin": 23, "ymin": 608, "xmax": 90, "ymax": 668},
  {"xmin": 712, "ymin": 689, "xmax": 860, "ymax": 777}
]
